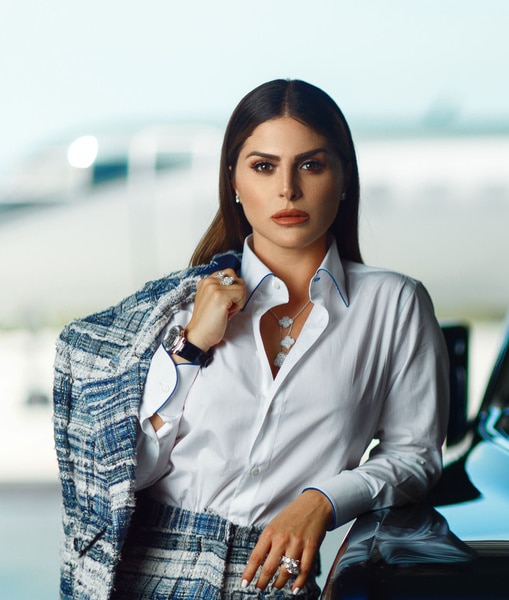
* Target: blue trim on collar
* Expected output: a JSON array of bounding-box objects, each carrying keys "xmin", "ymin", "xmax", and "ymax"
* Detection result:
[
  {"xmin": 315, "ymin": 267, "xmax": 350, "ymax": 307},
  {"xmin": 242, "ymin": 273, "xmax": 278, "ymax": 311}
]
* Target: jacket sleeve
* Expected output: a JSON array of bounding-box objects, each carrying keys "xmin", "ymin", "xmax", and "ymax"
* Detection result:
[{"xmin": 53, "ymin": 325, "xmax": 75, "ymax": 513}]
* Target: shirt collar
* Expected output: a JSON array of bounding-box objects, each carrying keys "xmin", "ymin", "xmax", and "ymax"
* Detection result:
[
  {"xmin": 313, "ymin": 238, "xmax": 350, "ymax": 307},
  {"xmin": 240, "ymin": 236, "xmax": 349, "ymax": 310}
]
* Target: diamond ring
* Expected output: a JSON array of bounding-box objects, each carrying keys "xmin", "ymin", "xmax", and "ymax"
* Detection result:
[
  {"xmin": 280, "ymin": 555, "xmax": 300, "ymax": 576},
  {"xmin": 219, "ymin": 276, "xmax": 235, "ymax": 286},
  {"xmin": 215, "ymin": 271, "xmax": 235, "ymax": 286}
]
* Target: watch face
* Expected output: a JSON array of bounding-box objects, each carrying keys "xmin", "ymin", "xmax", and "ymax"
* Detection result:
[
  {"xmin": 162, "ymin": 325, "xmax": 211, "ymax": 367},
  {"xmin": 165, "ymin": 326, "xmax": 183, "ymax": 350}
]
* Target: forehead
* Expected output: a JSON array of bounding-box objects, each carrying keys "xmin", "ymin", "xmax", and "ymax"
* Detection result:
[{"xmin": 240, "ymin": 117, "xmax": 329, "ymax": 155}]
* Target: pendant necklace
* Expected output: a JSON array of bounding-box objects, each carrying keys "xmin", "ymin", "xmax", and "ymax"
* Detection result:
[{"xmin": 269, "ymin": 300, "xmax": 311, "ymax": 368}]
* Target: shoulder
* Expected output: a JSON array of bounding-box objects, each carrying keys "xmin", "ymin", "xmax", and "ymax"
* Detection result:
[
  {"xmin": 344, "ymin": 260, "xmax": 417, "ymax": 290},
  {"xmin": 343, "ymin": 260, "xmax": 434, "ymax": 316}
]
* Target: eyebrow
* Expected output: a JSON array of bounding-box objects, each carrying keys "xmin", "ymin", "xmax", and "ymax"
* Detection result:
[{"xmin": 244, "ymin": 147, "xmax": 331, "ymax": 162}]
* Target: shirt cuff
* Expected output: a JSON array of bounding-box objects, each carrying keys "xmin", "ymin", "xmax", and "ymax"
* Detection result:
[
  {"xmin": 139, "ymin": 343, "xmax": 200, "ymax": 435},
  {"xmin": 306, "ymin": 471, "xmax": 373, "ymax": 529}
]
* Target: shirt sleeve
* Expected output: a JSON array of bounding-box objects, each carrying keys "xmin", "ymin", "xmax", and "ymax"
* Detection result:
[
  {"xmin": 308, "ymin": 280, "xmax": 450, "ymax": 528},
  {"xmin": 135, "ymin": 343, "xmax": 200, "ymax": 490}
]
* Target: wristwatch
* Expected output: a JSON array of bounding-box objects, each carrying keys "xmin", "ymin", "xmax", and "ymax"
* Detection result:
[{"xmin": 162, "ymin": 325, "xmax": 212, "ymax": 367}]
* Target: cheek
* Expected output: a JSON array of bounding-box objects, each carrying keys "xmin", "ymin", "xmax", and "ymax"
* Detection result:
[
  {"xmin": 238, "ymin": 186, "xmax": 268, "ymax": 212},
  {"xmin": 318, "ymin": 193, "xmax": 341, "ymax": 226},
  {"xmin": 236, "ymin": 192, "xmax": 264, "ymax": 228}
]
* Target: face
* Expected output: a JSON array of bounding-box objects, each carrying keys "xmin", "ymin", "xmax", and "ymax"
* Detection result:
[{"xmin": 231, "ymin": 117, "xmax": 345, "ymax": 263}]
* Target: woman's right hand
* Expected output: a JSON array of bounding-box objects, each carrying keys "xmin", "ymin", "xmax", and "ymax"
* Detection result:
[{"xmin": 184, "ymin": 269, "xmax": 246, "ymax": 352}]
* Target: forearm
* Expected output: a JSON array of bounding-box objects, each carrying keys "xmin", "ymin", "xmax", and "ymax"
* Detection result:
[{"xmin": 312, "ymin": 441, "xmax": 443, "ymax": 528}]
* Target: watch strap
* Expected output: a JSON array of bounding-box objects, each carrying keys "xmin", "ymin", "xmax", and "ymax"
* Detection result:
[{"xmin": 163, "ymin": 326, "xmax": 212, "ymax": 367}]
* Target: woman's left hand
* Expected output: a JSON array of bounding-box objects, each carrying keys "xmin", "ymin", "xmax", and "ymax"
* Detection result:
[{"xmin": 241, "ymin": 489, "xmax": 334, "ymax": 593}]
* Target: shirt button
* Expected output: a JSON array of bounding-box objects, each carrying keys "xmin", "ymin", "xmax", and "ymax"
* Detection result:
[
  {"xmin": 159, "ymin": 382, "xmax": 170, "ymax": 393},
  {"xmin": 272, "ymin": 278, "xmax": 281, "ymax": 289},
  {"xmin": 251, "ymin": 466, "xmax": 260, "ymax": 476}
]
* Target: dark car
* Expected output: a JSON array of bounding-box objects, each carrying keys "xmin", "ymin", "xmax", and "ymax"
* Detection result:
[{"xmin": 321, "ymin": 320, "xmax": 509, "ymax": 599}]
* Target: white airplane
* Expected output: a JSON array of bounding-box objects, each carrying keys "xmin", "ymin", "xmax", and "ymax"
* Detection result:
[
  {"xmin": 1, "ymin": 124, "xmax": 508, "ymax": 328},
  {"xmin": 357, "ymin": 133, "xmax": 509, "ymax": 319}
]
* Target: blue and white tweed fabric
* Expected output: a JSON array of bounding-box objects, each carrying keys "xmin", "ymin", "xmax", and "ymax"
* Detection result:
[
  {"xmin": 111, "ymin": 496, "xmax": 320, "ymax": 599},
  {"xmin": 53, "ymin": 252, "xmax": 242, "ymax": 599}
]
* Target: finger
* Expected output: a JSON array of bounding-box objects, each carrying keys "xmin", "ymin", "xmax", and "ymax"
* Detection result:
[
  {"xmin": 289, "ymin": 545, "xmax": 317, "ymax": 593},
  {"xmin": 241, "ymin": 538, "xmax": 270, "ymax": 589},
  {"xmin": 208, "ymin": 272, "xmax": 246, "ymax": 308},
  {"xmin": 218, "ymin": 276, "xmax": 246, "ymax": 319},
  {"xmin": 189, "ymin": 276, "xmax": 246, "ymax": 345},
  {"xmin": 228, "ymin": 285, "xmax": 246, "ymax": 316},
  {"xmin": 271, "ymin": 546, "xmax": 302, "ymax": 591},
  {"xmin": 253, "ymin": 546, "xmax": 284, "ymax": 592},
  {"xmin": 197, "ymin": 270, "xmax": 238, "ymax": 293}
]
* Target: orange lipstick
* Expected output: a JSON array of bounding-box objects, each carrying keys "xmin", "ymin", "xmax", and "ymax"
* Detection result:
[{"xmin": 271, "ymin": 209, "xmax": 310, "ymax": 226}]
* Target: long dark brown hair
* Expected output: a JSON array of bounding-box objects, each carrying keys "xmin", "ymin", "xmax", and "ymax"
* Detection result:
[{"xmin": 190, "ymin": 79, "xmax": 362, "ymax": 266}]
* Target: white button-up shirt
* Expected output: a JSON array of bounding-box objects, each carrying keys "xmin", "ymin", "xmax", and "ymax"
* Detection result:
[{"xmin": 136, "ymin": 238, "xmax": 449, "ymax": 528}]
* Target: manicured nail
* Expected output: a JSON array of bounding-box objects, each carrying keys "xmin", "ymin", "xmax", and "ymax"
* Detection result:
[
  {"xmin": 241, "ymin": 579, "xmax": 249, "ymax": 589},
  {"xmin": 293, "ymin": 588, "xmax": 301, "ymax": 595}
]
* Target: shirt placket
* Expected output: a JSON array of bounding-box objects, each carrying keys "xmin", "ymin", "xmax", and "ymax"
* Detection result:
[
  {"xmin": 226, "ymin": 278, "xmax": 331, "ymax": 523},
  {"xmin": 225, "ymin": 279, "xmax": 288, "ymax": 521}
]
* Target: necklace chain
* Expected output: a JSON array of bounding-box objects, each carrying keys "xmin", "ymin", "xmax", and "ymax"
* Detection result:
[{"xmin": 269, "ymin": 300, "xmax": 311, "ymax": 368}]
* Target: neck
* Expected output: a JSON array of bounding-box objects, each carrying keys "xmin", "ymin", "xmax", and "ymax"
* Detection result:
[{"xmin": 251, "ymin": 240, "xmax": 328, "ymax": 306}]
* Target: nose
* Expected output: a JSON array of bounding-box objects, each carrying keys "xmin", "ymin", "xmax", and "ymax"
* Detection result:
[{"xmin": 279, "ymin": 166, "xmax": 301, "ymax": 201}]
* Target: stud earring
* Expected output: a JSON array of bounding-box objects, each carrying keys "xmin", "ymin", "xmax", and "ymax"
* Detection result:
[
  {"xmin": 341, "ymin": 192, "xmax": 347, "ymax": 201},
  {"xmin": 235, "ymin": 194, "xmax": 241, "ymax": 204}
]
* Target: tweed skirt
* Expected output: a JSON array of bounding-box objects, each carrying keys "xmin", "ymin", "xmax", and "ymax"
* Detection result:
[{"xmin": 112, "ymin": 495, "xmax": 320, "ymax": 599}]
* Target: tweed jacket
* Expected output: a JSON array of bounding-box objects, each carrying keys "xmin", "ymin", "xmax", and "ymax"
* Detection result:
[{"xmin": 53, "ymin": 251, "xmax": 241, "ymax": 600}]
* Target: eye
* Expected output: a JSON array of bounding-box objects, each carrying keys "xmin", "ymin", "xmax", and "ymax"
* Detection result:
[
  {"xmin": 300, "ymin": 160, "xmax": 325, "ymax": 173},
  {"xmin": 251, "ymin": 161, "xmax": 274, "ymax": 173}
]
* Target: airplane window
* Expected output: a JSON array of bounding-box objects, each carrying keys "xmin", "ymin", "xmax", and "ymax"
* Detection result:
[
  {"xmin": 89, "ymin": 152, "xmax": 193, "ymax": 186},
  {"xmin": 92, "ymin": 160, "xmax": 128, "ymax": 185}
]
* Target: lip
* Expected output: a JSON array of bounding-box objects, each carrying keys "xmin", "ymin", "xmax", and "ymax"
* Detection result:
[{"xmin": 271, "ymin": 209, "xmax": 310, "ymax": 225}]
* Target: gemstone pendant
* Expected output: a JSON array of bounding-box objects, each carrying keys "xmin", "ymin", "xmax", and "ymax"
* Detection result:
[
  {"xmin": 279, "ymin": 316, "xmax": 293, "ymax": 328},
  {"xmin": 274, "ymin": 352, "xmax": 287, "ymax": 367},
  {"xmin": 280, "ymin": 335, "xmax": 295, "ymax": 350}
]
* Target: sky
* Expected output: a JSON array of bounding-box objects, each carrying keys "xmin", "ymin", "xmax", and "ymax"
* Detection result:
[{"xmin": 1, "ymin": 0, "xmax": 509, "ymax": 172}]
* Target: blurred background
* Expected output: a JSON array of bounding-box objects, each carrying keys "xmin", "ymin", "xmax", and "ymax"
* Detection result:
[{"xmin": 1, "ymin": 0, "xmax": 508, "ymax": 597}]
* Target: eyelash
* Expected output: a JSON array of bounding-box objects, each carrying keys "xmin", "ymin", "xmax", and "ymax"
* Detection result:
[
  {"xmin": 250, "ymin": 160, "xmax": 325, "ymax": 173},
  {"xmin": 301, "ymin": 160, "xmax": 325, "ymax": 173},
  {"xmin": 251, "ymin": 161, "xmax": 274, "ymax": 173}
]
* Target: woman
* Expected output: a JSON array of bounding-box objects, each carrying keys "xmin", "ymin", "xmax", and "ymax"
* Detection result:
[{"xmin": 53, "ymin": 79, "xmax": 449, "ymax": 599}]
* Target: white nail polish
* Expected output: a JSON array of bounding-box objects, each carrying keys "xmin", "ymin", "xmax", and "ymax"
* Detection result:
[
  {"xmin": 293, "ymin": 588, "xmax": 301, "ymax": 595},
  {"xmin": 241, "ymin": 579, "xmax": 249, "ymax": 589}
]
